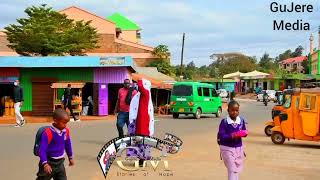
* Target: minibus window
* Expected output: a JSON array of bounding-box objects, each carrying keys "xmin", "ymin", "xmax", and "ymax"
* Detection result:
[
  {"xmin": 198, "ymin": 87, "xmax": 203, "ymax": 96},
  {"xmin": 212, "ymin": 89, "xmax": 218, "ymax": 97},
  {"xmin": 203, "ymin": 88, "xmax": 210, "ymax": 97},
  {"xmin": 172, "ymin": 85, "xmax": 193, "ymax": 96}
]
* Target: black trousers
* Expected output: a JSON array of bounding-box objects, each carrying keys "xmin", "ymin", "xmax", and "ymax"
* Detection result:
[
  {"xmin": 36, "ymin": 158, "xmax": 67, "ymax": 180},
  {"xmin": 64, "ymin": 103, "xmax": 77, "ymax": 120},
  {"xmin": 116, "ymin": 112, "xmax": 129, "ymax": 138}
]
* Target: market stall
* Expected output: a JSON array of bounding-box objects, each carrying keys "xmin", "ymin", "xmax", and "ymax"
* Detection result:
[{"xmin": 51, "ymin": 82, "xmax": 85, "ymax": 118}]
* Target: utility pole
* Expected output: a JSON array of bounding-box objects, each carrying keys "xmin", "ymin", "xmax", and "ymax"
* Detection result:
[{"xmin": 180, "ymin": 33, "xmax": 185, "ymax": 78}]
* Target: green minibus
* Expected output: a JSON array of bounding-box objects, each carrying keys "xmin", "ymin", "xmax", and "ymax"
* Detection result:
[{"xmin": 170, "ymin": 82, "xmax": 222, "ymax": 119}]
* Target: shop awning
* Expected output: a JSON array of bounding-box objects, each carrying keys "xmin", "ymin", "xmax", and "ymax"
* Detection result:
[
  {"xmin": 241, "ymin": 70, "xmax": 270, "ymax": 79},
  {"xmin": 132, "ymin": 67, "xmax": 175, "ymax": 89},
  {"xmin": 51, "ymin": 82, "xmax": 85, "ymax": 89},
  {"xmin": 223, "ymin": 71, "xmax": 244, "ymax": 79}
]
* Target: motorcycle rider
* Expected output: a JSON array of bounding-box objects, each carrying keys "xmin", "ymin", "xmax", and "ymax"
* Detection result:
[{"xmin": 263, "ymin": 91, "xmax": 269, "ymax": 105}]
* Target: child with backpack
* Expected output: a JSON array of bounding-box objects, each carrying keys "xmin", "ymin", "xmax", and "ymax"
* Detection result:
[
  {"xmin": 217, "ymin": 100, "xmax": 248, "ymax": 180},
  {"xmin": 34, "ymin": 108, "xmax": 74, "ymax": 180}
]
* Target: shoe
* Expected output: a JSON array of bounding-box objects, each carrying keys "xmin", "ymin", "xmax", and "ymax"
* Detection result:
[
  {"xmin": 20, "ymin": 120, "xmax": 26, "ymax": 127},
  {"xmin": 13, "ymin": 124, "xmax": 21, "ymax": 128},
  {"xmin": 74, "ymin": 119, "xmax": 81, "ymax": 122}
]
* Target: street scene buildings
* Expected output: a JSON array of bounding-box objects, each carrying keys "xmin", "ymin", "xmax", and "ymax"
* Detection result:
[{"xmin": 0, "ymin": 1, "xmax": 320, "ymax": 180}]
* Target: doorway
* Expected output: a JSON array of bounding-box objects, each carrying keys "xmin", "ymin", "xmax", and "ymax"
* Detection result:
[
  {"xmin": 263, "ymin": 82, "xmax": 268, "ymax": 90},
  {"xmin": 82, "ymin": 83, "xmax": 94, "ymax": 115},
  {"xmin": 108, "ymin": 83, "xmax": 123, "ymax": 115},
  {"xmin": 0, "ymin": 83, "xmax": 14, "ymax": 116},
  {"xmin": 32, "ymin": 82, "xmax": 53, "ymax": 116}
]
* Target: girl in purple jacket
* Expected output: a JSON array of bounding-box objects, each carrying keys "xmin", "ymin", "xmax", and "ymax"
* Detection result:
[{"xmin": 218, "ymin": 101, "xmax": 248, "ymax": 180}]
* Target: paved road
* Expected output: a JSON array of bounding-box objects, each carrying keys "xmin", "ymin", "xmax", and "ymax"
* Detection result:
[{"xmin": 1, "ymin": 100, "xmax": 320, "ymax": 180}]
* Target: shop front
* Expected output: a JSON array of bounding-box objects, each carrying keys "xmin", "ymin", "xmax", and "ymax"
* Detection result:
[
  {"xmin": 94, "ymin": 67, "xmax": 131, "ymax": 116},
  {"xmin": 0, "ymin": 56, "xmax": 134, "ymax": 116},
  {"xmin": 0, "ymin": 68, "xmax": 19, "ymax": 117}
]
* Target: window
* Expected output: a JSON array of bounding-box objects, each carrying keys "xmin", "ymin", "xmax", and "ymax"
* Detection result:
[
  {"xmin": 197, "ymin": 87, "xmax": 203, "ymax": 96},
  {"xmin": 211, "ymin": 89, "xmax": 218, "ymax": 97},
  {"xmin": 301, "ymin": 95, "xmax": 316, "ymax": 110},
  {"xmin": 172, "ymin": 85, "xmax": 193, "ymax": 96},
  {"xmin": 136, "ymin": 31, "xmax": 141, "ymax": 39},
  {"xmin": 203, "ymin": 88, "xmax": 210, "ymax": 97},
  {"xmin": 295, "ymin": 97, "xmax": 300, "ymax": 109},
  {"xmin": 283, "ymin": 94, "xmax": 292, "ymax": 109}
]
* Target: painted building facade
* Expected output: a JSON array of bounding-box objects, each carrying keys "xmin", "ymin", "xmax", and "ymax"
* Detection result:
[
  {"xmin": 0, "ymin": 6, "xmax": 158, "ymax": 66},
  {"xmin": 0, "ymin": 56, "xmax": 134, "ymax": 116},
  {"xmin": 107, "ymin": 13, "xmax": 142, "ymax": 43},
  {"xmin": 280, "ymin": 56, "xmax": 307, "ymax": 73}
]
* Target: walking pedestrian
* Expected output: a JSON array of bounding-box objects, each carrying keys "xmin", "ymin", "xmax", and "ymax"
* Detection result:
[
  {"xmin": 114, "ymin": 79, "xmax": 137, "ymax": 138},
  {"xmin": 63, "ymin": 84, "xmax": 79, "ymax": 121},
  {"xmin": 13, "ymin": 80, "xmax": 25, "ymax": 127},
  {"xmin": 217, "ymin": 101, "xmax": 248, "ymax": 180},
  {"xmin": 35, "ymin": 108, "xmax": 75, "ymax": 180}
]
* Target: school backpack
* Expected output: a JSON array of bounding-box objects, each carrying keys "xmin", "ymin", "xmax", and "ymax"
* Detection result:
[
  {"xmin": 33, "ymin": 126, "xmax": 53, "ymax": 156},
  {"xmin": 217, "ymin": 117, "xmax": 245, "ymax": 145}
]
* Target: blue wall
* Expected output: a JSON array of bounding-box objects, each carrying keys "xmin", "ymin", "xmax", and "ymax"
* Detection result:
[{"xmin": 218, "ymin": 82, "xmax": 235, "ymax": 92}]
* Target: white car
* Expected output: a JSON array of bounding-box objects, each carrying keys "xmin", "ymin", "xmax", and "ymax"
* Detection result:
[
  {"xmin": 257, "ymin": 90, "xmax": 276, "ymax": 102},
  {"xmin": 217, "ymin": 89, "xmax": 228, "ymax": 98}
]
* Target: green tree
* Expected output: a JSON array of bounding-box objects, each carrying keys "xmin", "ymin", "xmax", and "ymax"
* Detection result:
[
  {"xmin": 291, "ymin": 45, "xmax": 304, "ymax": 57},
  {"xmin": 301, "ymin": 56, "xmax": 310, "ymax": 73},
  {"xmin": 198, "ymin": 65, "xmax": 210, "ymax": 78},
  {"xmin": 275, "ymin": 49, "xmax": 292, "ymax": 63},
  {"xmin": 148, "ymin": 60, "xmax": 175, "ymax": 76},
  {"xmin": 152, "ymin": 45, "xmax": 171, "ymax": 61},
  {"xmin": 259, "ymin": 52, "xmax": 275, "ymax": 71},
  {"xmin": 209, "ymin": 53, "xmax": 257, "ymax": 76},
  {"xmin": 184, "ymin": 61, "xmax": 197, "ymax": 79},
  {"xmin": 275, "ymin": 68, "xmax": 289, "ymax": 79},
  {"xmin": 4, "ymin": 5, "xmax": 98, "ymax": 56}
]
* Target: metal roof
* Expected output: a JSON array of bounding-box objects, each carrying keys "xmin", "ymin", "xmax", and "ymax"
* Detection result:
[{"xmin": 107, "ymin": 13, "xmax": 141, "ymax": 31}]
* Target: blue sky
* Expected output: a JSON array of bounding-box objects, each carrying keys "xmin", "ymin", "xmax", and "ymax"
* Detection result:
[{"xmin": 0, "ymin": 0, "xmax": 319, "ymax": 66}]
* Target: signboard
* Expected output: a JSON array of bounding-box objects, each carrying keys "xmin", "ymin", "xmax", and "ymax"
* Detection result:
[
  {"xmin": 0, "ymin": 56, "xmax": 133, "ymax": 68},
  {"xmin": 100, "ymin": 57, "xmax": 126, "ymax": 66},
  {"xmin": 0, "ymin": 76, "xmax": 18, "ymax": 83}
]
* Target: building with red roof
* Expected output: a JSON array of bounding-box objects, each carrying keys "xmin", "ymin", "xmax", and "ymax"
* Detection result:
[{"xmin": 280, "ymin": 56, "xmax": 307, "ymax": 73}]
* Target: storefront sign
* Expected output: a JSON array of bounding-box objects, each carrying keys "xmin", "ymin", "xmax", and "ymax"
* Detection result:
[
  {"xmin": 100, "ymin": 57, "xmax": 126, "ymax": 66},
  {"xmin": 101, "ymin": 85, "xmax": 106, "ymax": 89},
  {"xmin": 0, "ymin": 76, "xmax": 18, "ymax": 83}
]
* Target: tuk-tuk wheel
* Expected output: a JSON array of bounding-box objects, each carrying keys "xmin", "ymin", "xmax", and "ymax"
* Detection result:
[
  {"xmin": 264, "ymin": 125, "xmax": 273, "ymax": 136},
  {"xmin": 271, "ymin": 132, "xmax": 285, "ymax": 144},
  {"xmin": 173, "ymin": 113, "xmax": 179, "ymax": 119}
]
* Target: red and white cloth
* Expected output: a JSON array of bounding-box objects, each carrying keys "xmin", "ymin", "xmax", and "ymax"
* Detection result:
[{"xmin": 127, "ymin": 79, "xmax": 155, "ymax": 159}]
